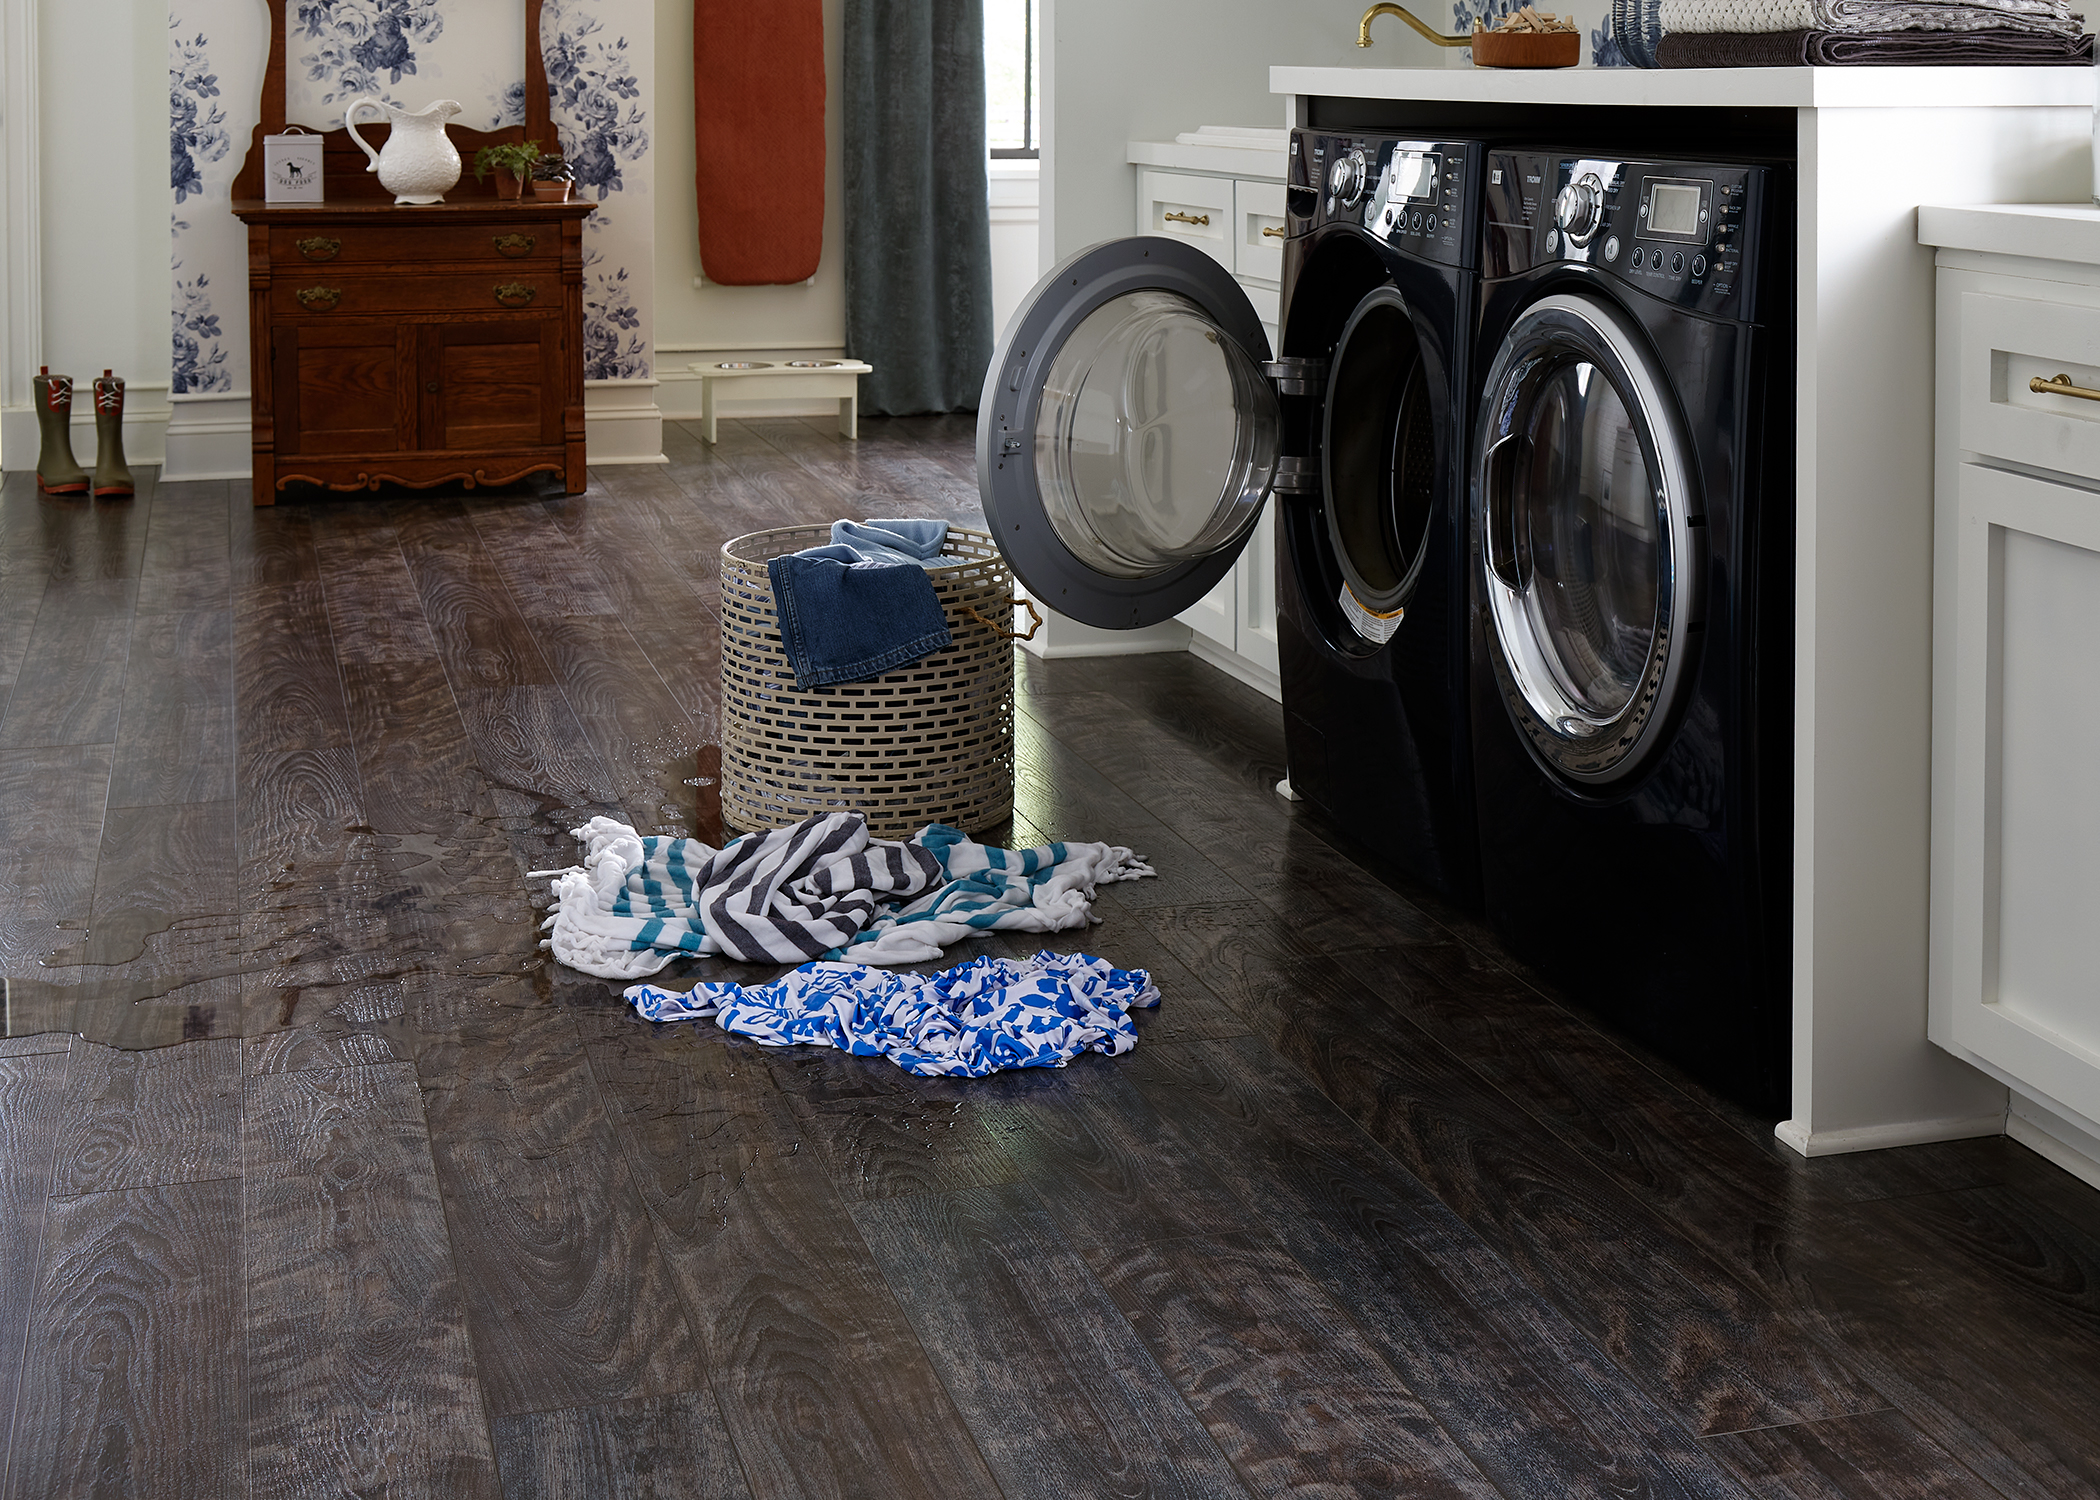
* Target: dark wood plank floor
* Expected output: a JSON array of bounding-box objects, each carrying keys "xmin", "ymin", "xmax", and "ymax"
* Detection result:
[{"xmin": 2, "ymin": 417, "xmax": 2098, "ymax": 1499}]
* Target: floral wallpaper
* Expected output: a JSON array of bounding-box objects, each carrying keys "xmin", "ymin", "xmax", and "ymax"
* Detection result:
[{"xmin": 170, "ymin": 0, "xmax": 655, "ymax": 399}]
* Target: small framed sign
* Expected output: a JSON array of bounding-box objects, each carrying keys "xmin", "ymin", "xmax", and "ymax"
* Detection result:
[{"xmin": 263, "ymin": 127, "xmax": 323, "ymax": 202}]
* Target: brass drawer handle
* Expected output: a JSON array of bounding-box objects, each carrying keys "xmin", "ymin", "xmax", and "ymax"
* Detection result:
[
  {"xmin": 494, "ymin": 282, "xmax": 537, "ymax": 307},
  {"xmin": 1261, "ymin": 226, "xmax": 1286, "ymax": 238},
  {"xmin": 295, "ymin": 286, "xmax": 343, "ymax": 311},
  {"xmin": 295, "ymin": 236, "xmax": 341, "ymax": 261},
  {"xmin": 493, "ymin": 233, "xmax": 536, "ymax": 258},
  {"xmin": 2029, "ymin": 372, "xmax": 2100, "ymax": 405},
  {"xmin": 1163, "ymin": 211, "xmax": 1211, "ymax": 227}
]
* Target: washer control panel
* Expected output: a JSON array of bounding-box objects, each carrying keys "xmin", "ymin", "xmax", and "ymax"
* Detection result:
[
  {"xmin": 1483, "ymin": 151, "xmax": 1765, "ymax": 322},
  {"xmin": 1290, "ymin": 132, "xmax": 1483, "ymax": 270}
]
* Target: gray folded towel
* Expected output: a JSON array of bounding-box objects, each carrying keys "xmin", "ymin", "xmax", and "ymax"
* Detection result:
[
  {"xmin": 1660, "ymin": 0, "xmax": 2083, "ymax": 33},
  {"xmin": 1655, "ymin": 24, "xmax": 2094, "ymax": 59}
]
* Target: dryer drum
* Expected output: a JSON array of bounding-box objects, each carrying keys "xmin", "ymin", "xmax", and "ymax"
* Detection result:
[
  {"xmin": 1323, "ymin": 286, "xmax": 1441, "ymax": 622},
  {"xmin": 1474, "ymin": 292, "xmax": 1703, "ymax": 786}
]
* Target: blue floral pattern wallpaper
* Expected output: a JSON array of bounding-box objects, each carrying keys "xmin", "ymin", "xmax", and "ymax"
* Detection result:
[{"xmin": 170, "ymin": 0, "xmax": 655, "ymax": 399}]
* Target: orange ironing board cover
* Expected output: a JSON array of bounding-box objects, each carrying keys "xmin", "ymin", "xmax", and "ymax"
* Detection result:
[{"xmin": 694, "ymin": 0, "xmax": 825, "ymax": 285}]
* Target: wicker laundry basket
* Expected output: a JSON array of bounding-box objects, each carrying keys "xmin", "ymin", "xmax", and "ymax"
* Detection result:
[{"xmin": 720, "ymin": 524, "xmax": 1028, "ymax": 840}]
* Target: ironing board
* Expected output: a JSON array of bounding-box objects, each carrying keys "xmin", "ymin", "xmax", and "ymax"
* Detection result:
[{"xmin": 694, "ymin": 0, "xmax": 826, "ymax": 285}]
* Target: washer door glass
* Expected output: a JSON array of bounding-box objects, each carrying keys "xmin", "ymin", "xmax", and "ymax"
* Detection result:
[
  {"xmin": 1323, "ymin": 286, "xmax": 1442, "ymax": 629},
  {"xmin": 978, "ymin": 237, "xmax": 1278, "ymax": 630},
  {"xmin": 1475, "ymin": 291, "xmax": 1702, "ymax": 784}
]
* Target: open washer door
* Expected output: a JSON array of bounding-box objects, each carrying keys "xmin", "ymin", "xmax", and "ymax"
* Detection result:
[
  {"xmin": 1474, "ymin": 291, "xmax": 1706, "ymax": 786},
  {"xmin": 977, "ymin": 237, "xmax": 1279, "ymax": 630}
]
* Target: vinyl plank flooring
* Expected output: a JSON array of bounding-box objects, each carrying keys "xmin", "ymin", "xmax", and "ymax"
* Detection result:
[
  {"xmin": 136, "ymin": 480, "xmax": 232, "ymax": 613},
  {"xmin": 52, "ymin": 1038, "xmax": 242, "ymax": 1196},
  {"xmin": 585, "ymin": 1025, "xmax": 1005, "ymax": 1500},
  {"xmin": 396, "ymin": 516, "xmax": 557, "ymax": 689},
  {"xmin": 1, "ymin": 1177, "xmax": 242, "ymax": 1500},
  {"xmin": 851, "ymin": 1180, "xmax": 1255, "ymax": 1500},
  {"xmin": 45, "ymin": 491, "xmax": 151, "ymax": 582},
  {"xmin": 339, "ymin": 658, "xmax": 478, "ymax": 836},
  {"xmin": 453, "ymin": 684, "xmax": 621, "ymax": 826},
  {"xmin": 0, "ymin": 569, "xmax": 47, "ymax": 698},
  {"xmin": 1094, "ymin": 1228, "xmax": 1504, "ymax": 1500},
  {"xmin": 229, "ymin": 497, "xmax": 319, "ymax": 586},
  {"xmin": 526, "ymin": 613, "xmax": 708, "ymax": 832},
  {"xmin": 0, "ymin": 1051, "xmax": 68, "ymax": 1476},
  {"xmin": 312, "ymin": 519, "xmax": 441, "ymax": 664},
  {"xmin": 0, "ymin": 577, "xmax": 134, "ymax": 748},
  {"xmin": 233, "ymin": 581, "xmax": 353, "ymax": 753},
  {"xmin": 107, "ymin": 607, "xmax": 235, "ymax": 806},
  {"xmin": 492, "ymin": 1392, "xmax": 752, "ymax": 1500},
  {"xmin": 243, "ymin": 1061, "xmax": 501, "ymax": 1500},
  {"xmin": 83, "ymin": 800, "xmax": 240, "ymax": 975},
  {"xmin": 1704, "ymin": 1410, "xmax": 1995, "ymax": 1500},
  {"xmin": 762, "ymin": 1046, "xmax": 1021, "ymax": 1201},
  {"xmin": 415, "ymin": 1003, "xmax": 704, "ymax": 1418},
  {"xmin": 1121, "ymin": 1036, "xmax": 1758, "ymax": 1500},
  {"xmin": 0, "ymin": 743, "xmax": 113, "ymax": 971},
  {"xmin": 465, "ymin": 497, "xmax": 617, "ymax": 618}
]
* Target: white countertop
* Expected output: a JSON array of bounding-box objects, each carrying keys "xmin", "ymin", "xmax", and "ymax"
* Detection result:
[
  {"xmin": 1918, "ymin": 202, "xmax": 2100, "ymax": 263},
  {"xmin": 1271, "ymin": 63, "xmax": 2095, "ymax": 109},
  {"xmin": 1126, "ymin": 139, "xmax": 1289, "ymax": 179}
]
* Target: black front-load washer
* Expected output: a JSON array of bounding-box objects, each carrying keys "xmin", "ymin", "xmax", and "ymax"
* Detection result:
[
  {"xmin": 977, "ymin": 132, "xmax": 1488, "ymax": 905},
  {"xmin": 1468, "ymin": 150, "xmax": 1794, "ymax": 1113}
]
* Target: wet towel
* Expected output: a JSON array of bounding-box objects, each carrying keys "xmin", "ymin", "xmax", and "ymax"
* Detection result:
[
  {"xmin": 829, "ymin": 517, "xmax": 949, "ymax": 567},
  {"xmin": 769, "ymin": 539, "xmax": 951, "ymax": 688},
  {"xmin": 1659, "ymin": 0, "xmax": 2082, "ymax": 30},
  {"xmin": 624, "ymin": 950, "xmax": 1161, "ymax": 1077},
  {"xmin": 533, "ymin": 812, "xmax": 944, "ymax": 979},
  {"xmin": 1655, "ymin": 23, "xmax": 2093, "ymax": 58},
  {"xmin": 534, "ymin": 814, "xmax": 1155, "ymax": 980}
]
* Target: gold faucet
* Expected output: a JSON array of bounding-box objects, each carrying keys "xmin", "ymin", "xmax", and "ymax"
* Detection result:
[{"xmin": 1357, "ymin": 1, "xmax": 1471, "ymax": 46}]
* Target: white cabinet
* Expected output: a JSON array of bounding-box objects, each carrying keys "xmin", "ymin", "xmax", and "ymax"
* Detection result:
[
  {"xmin": 1924, "ymin": 208, "xmax": 2100, "ymax": 1172},
  {"xmin": 1130, "ymin": 148, "xmax": 1289, "ymax": 702}
]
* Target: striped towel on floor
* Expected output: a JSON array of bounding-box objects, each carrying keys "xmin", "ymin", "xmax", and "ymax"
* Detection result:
[
  {"xmin": 624, "ymin": 950, "xmax": 1161, "ymax": 1077},
  {"xmin": 533, "ymin": 814, "xmax": 1153, "ymax": 979}
]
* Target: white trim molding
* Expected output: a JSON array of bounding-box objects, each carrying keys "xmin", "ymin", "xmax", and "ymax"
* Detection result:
[
  {"xmin": 1774, "ymin": 1110, "xmax": 2007, "ymax": 1158},
  {"xmin": 162, "ymin": 391, "xmax": 256, "ymax": 484},
  {"xmin": 0, "ymin": 0, "xmax": 40, "ymax": 470},
  {"xmin": 2007, "ymin": 1092, "xmax": 2100, "ymax": 1191},
  {"xmin": 584, "ymin": 377, "xmax": 667, "ymax": 466}
]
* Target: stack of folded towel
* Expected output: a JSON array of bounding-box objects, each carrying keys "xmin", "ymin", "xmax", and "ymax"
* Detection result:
[{"xmin": 1615, "ymin": 0, "xmax": 2091, "ymax": 64}]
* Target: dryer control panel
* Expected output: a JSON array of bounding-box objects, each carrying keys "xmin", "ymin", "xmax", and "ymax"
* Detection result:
[
  {"xmin": 1290, "ymin": 132, "xmax": 1482, "ymax": 271},
  {"xmin": 1482, "ymin": 151, "xmax": 1766, "ymax": 323}
]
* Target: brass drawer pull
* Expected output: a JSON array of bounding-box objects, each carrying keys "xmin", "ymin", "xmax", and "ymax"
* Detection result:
[
  {"xmin": 295, "ymin": 286, "xmax": 343, "ymax": 311},
  {"xmin": 2029, "ymin": 372, "xmax": 2100, "ymax": 405},
  {"xmin": 493, "ymin": 233, "xmax": 536, "ymax": 258},
  {"xmin": 295, "ymin": 236, "xmax": 341, "ymax": 261},
  {"xmin": 1163, "ymin": 211, "xmax": 1211, "ymax": 227},
  {"xmin": 1261, "ymin": 226, "xmax": 1286, "ymax": 239},
  {"xmin": 494, "ymin": 282, "xmax": 537, "ymax": 307}
]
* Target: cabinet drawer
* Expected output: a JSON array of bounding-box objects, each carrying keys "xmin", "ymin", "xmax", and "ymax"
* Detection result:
[
  {"xmin": 271, "ymin": 223, "xmax": 559, "ymax": 268},
  {"xmin": 274, "ymin": 272, "xmax": 562, "ymax": 318},
  {"xmin": 1958, "ymin": 290, "xmax": 2100, "ymax": 483},
  {"xmin": 1139, "ymin": 170, "xmax": 1234, "ymax": 272},
  {"xmin": 1234, "ymin": 180, "xmax": 1286, "ymax": 284}
]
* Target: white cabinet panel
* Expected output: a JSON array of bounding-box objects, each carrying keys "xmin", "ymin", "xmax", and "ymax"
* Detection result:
[
  {"xmin": 1958, "ymin": 290, "xmax": 2100, "ymax": 485},
  {"xmin": 1178, "ymin": 570, "xmax": 1237, "ymax": 651},
  {"xmin": 1933, "ymin": 458, "xmax": 2100, "ymax": 1129},
  {"xmin": 1234, "ymin": 179, "xmax": 1286, "ymax": 284},
  {"xmin": 1138, "ymin": 170, "xmax": 1234, "ymax": 272},
  {"xmin": 1234, "ymin": 502, "xmax": 1281, "ymax": 678}
]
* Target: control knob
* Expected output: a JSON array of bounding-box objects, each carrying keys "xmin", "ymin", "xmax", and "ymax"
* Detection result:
[
  {"xmin": 1328, "ymin": 149, "xmax": 1368, "ymax": 207},
  {"xmin": 1554, "ymin": 172, "xmax": 1605, "ymax": 245}
]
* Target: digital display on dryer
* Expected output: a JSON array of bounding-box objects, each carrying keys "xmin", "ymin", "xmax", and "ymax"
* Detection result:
[
  {"xmin": 1643, "ymin": 178, "xmax": 1710, "ymax": 242},
  {"xmin": 1383, "ymin": 151, "xmax": 1442, "ymax": 204}
]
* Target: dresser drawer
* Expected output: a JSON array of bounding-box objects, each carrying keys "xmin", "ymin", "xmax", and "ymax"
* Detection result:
[
  {"xmin": 1138, "ymin": 170, "xmax": 1234, "ymax": 272},
  {"xmin": 274, "ymin": 271, "xmax": 562, "ymax": 319},
  {"xmin": 1958, "ymin": 290, "xmax": 2100, "ymax": 483},
  {"xmin": 271, "ymin": 223, "xmax": 559, "ymax": 268}
]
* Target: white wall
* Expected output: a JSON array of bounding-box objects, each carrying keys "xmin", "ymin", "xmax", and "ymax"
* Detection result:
[{"xmin": 1041, "ymin": 0, "xmax": 1434, "ymax": 263}]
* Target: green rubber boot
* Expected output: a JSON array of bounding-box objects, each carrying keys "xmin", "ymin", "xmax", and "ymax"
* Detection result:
[
  {"xmin": 91, "ymin": 371, "xmax": 134, "ymax": 499},
  {"xmin": 34, "ymin": 367, "xmax": 88, "ymax": 495}
]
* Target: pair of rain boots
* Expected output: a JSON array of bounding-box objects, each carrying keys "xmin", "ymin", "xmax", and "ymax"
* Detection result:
[{"xmin": 34, "ymin": 366, "xmax": 133, "ymax": 499}]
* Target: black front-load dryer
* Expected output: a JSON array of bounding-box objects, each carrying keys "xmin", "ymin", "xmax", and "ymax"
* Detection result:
[
  {"xmin": 1468, "ymin": 151, "xmax": 1794, "ymax": 1113},
  {"xmin": 974, "ymin": 132, "xmax": 1488, "ymax": 907}
]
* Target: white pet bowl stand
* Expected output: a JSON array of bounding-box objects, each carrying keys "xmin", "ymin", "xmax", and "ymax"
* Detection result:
[{"xmin": 690, "ymin": 358, "xmax": 874, "ymax": 443}]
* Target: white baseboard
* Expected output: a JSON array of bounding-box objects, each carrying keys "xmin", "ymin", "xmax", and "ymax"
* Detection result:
[
  {"xmin": 1017, "ymin": 601, "xmax": 1192, "ymax": 659},
  {"xmin": 162, "ymin": 390, "xmax": 254, "ymax": 482},
  {"xmin": 1774, "ymin": 1110, "xmax": 2008, "ymax": 1158},
  {"xmin": 1189, "ymin": 635, "xmax": 1283, "ymax": 702},
  {"xmin": 2, "ymin": 388, "xmax": 173, "ymax": 472},
  {"xmin": 2008, "ymin": 1092, "xmax": 2100, "ymax": 1191},
  {"xmin": 584, "ymin": 379, "xmax": 666, "ymax": 466}
]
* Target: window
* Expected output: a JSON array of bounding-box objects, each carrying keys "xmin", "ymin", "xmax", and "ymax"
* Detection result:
[{"xmin": 986, "ymin": 0, "xmax": 1039, "ymax": 159}]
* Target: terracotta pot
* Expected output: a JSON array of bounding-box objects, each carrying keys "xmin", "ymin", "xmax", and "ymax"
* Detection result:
[
  {"xmin": 532, "ymin": 181, "xmax": 572, "ymax": 203},
  {"xmin": 495, "ymin": 170, "xmax": 526, "ymax": 200}
]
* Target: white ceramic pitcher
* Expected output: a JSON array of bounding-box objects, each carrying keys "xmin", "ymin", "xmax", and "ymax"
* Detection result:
[{"xmin": 344, "ymin": 97, "xmax": 463, "ymax": 205}]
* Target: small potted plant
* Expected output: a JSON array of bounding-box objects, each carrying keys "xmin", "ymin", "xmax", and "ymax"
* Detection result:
[
  {"xmin": 473, "ymin": 139, "xmax": 542, "ymax": 201},
  {"xmin": 531, "ymin": 154, "xmax": 574, "ymax": 203}
]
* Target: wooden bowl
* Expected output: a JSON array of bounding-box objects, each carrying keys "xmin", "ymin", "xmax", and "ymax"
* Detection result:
[{"xmin": 1471, "ymin": 29, "xmax": 1581, "ymax": 66}]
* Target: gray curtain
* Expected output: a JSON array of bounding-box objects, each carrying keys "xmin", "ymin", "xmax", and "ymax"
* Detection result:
[{"xmin": 842, "ymin": 0, "xmax": 995, "ymax": 417}]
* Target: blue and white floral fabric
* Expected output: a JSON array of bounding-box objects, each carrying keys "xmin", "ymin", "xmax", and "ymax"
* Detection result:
[{"xmin": 625, "ymin": 951, "xmax": 1161, "ymax": 1078}]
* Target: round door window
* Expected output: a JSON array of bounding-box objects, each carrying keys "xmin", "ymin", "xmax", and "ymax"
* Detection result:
[
  {"xmin": 1036, "ymin": 289, "xmax": 1279, "ymax": 579},
  {"xmin": 1474, "ymin": 292, "xmax": 1702, "ymax": 784},
  {"xmin": 1323, "ymin": 287, "xmax": 1442, "ymax": 633}
]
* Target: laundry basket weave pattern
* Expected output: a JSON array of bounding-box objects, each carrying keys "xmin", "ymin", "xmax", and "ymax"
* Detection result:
[{"xmin": 720, "ymin": 525, "xmax": 1015, "ymax": 840}]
